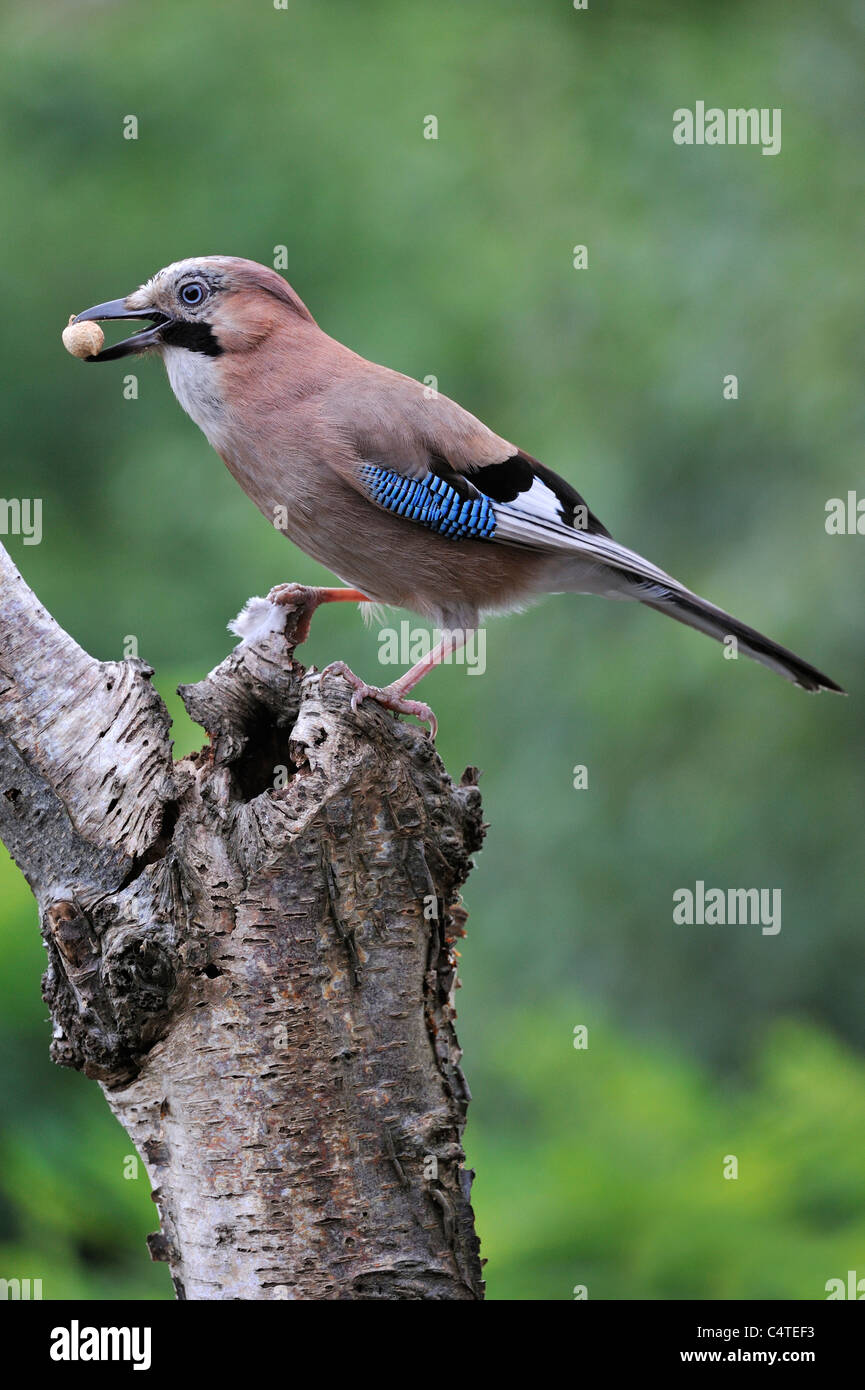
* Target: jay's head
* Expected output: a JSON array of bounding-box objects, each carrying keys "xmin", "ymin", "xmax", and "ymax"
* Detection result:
[{"xmin": 73, "ymin": 256, "xmax": 315, "ymax": 363}]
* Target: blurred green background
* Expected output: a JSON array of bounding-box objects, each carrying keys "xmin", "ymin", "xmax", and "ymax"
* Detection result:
[{"xmin": 0, "ymin": 0, "xmax": 862, "ymax": 1300}]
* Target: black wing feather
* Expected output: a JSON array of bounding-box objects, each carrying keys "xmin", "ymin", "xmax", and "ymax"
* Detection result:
[{"xmin": 429, "ymin": 449, "xmax": 611, "ymax": 537}]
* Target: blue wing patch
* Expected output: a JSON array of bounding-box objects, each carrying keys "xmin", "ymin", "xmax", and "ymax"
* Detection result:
[{"xmin": 359, "ymin": 464, "xmax": 497, "ymax": 540}]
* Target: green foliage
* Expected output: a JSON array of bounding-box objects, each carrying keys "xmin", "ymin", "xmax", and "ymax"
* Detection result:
[
  {"xmin": 0, "ymin": 0, "xmax": 861, "ymax": 1299},
  {"xmin": 469, "ymin": 1009, "xmax": 865, "ymax": 1300},
  {"xmin": 0, "ymin": 846, "xmax": 169, "ymax": 1298}
]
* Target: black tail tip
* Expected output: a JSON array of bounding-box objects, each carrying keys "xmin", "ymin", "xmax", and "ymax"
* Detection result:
[
  {"xmin": 799, "ymin": 673, "xmax": 846, "ymax": 695},
  {"xmin": 791, "ymin": 663, "xmax": 846, "ymax": 694}
]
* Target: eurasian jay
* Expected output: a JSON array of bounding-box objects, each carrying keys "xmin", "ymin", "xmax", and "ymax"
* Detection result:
[{"xmin": 71, "ymin": 256, "xmax": 843, "ymax": 735}]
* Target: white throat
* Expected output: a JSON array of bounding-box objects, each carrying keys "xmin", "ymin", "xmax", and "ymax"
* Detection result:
[{"xmin": 161, "ymin": 346, "xmax": 227, "ymax": 445}]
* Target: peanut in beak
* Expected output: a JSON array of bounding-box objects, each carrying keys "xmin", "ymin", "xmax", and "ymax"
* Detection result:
[{"xmin": 62, "ymin": 316, "xmax": 105, "ymax": 360}]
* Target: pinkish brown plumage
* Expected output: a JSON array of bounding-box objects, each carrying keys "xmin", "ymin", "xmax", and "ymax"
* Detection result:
[{"xmin": 70, "ymin": 255, "xmax": 843, "ymax": 734}]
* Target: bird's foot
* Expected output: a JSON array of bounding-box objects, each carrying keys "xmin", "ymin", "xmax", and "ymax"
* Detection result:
[
  {"xmin": 267, "ymin": 583, "xmax": 368, "ymax": 646},
  {"xmin": 268, "ymin": 582, "xmax": 320, "ymax": 606},
  {"xmin": 322, "ymin": 661, "xmax": 438, "ymax": 740},
  {"xmin": 267, "ymin": 583, "xmax": 322, "ymax": 645}
]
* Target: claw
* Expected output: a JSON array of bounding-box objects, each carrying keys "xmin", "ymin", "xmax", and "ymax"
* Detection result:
[
  {"xmin": 323, "ymin": 661, "xmax": 438, "ymax": 739},
  {"xmin": 265, "ymin": 583, "xmax": 319, "ymax": 645},
  {"xmin": 267, "ymin": 582, "xmax": 316, "ymax": 607}
]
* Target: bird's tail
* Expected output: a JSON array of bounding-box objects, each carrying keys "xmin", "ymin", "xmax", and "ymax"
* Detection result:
[
  {"xmin": 638, "ymin": 584, "xmax": 844, "ymax": 693},
  {"xmin": 531, "ymin": 520, "xmax": 842, "ymax": 692}
]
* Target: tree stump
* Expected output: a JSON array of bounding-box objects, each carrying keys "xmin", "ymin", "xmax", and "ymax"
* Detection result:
[{"xmin": 0, "ymin": 544, "xmax": 485, "ymax": 1300}]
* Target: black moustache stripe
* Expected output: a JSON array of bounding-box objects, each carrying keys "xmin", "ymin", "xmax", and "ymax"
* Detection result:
[{"xmin": 160, "ymin": 320, "xmax": 224, "ymax": 356}]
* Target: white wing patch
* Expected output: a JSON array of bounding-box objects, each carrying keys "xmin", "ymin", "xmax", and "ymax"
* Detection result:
[
  {"xmin": 494, "ymin": 484, "xmax": 678, "ymax": 589},
  {"xmin": 510, "ymin": 475, "xmax": 568, "ymax": 526}
]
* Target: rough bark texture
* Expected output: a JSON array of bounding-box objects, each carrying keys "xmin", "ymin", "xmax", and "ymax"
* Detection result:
[{"xmin": 0, "ymin": 543, "xmax": 485, "ymax": 1300}]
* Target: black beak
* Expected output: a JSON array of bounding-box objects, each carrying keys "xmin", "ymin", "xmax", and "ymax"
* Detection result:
[{"xmin": 72, "ymin": 298, "xmax": 172, "ymax": 361}]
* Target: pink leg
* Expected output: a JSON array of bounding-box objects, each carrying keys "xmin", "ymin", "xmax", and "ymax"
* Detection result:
[
  {"xmin": 390, "ymin": 630, "xmax": 467, "ymax": 696},
  {"xmin": 325, "ymin": 631, "xmax": 468, "ymax": 740}
]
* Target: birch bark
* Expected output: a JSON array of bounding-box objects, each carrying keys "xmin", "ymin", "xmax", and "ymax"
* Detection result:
[{"xmin": 0, "ymin": 545, "xmax": 485, "ymax": 1300}]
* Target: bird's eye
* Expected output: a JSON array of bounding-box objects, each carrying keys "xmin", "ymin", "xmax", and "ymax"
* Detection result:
[{"xmin": 180, "ymin": 281, "xmax": 207, "ymax": 307}]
